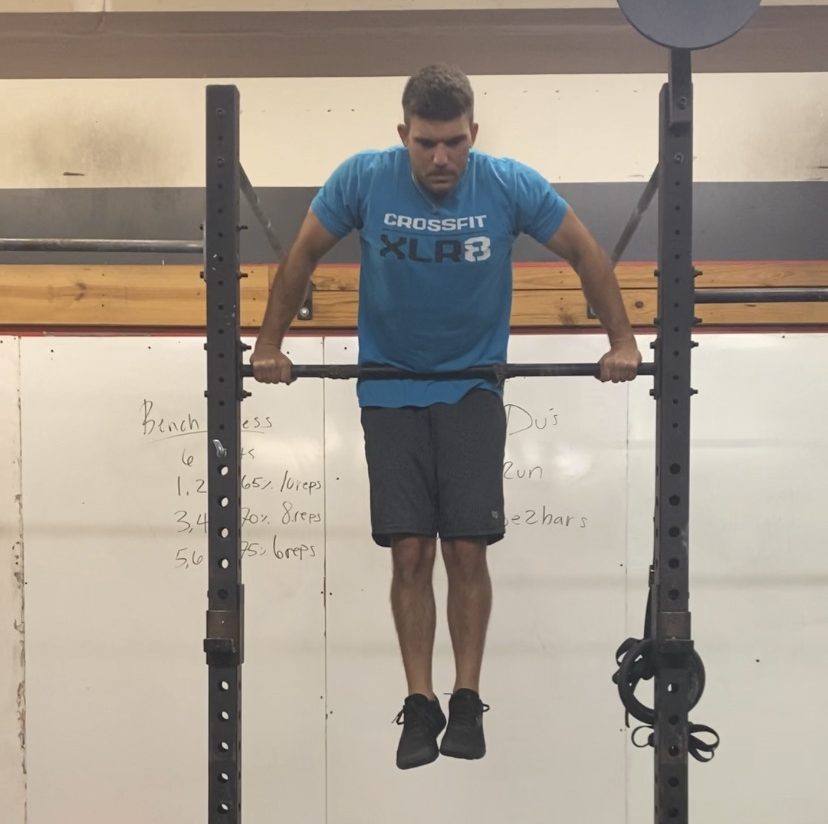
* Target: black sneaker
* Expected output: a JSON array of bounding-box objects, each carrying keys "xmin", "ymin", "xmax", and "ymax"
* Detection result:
[
  {"xmin": 393, "ymin": 694, "xmax": 447, "ymax": 770},
  {"xmin": 439, "ymin": 688, "xmax": 489, "ymax": 760}
]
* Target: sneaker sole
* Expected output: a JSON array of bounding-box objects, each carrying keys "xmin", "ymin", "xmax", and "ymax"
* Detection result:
[
  {"xmin": 439, "ymin": 744, "xmax": 485, "ymax": 760},
  {"xmin": 397, "ymin": 746, "xmax": 440, "ymax": 770}
]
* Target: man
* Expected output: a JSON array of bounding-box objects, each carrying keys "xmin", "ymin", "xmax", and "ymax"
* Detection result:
[{"xmin": 251, "ymin": 64, "xmax": 641, "ymax": 770}]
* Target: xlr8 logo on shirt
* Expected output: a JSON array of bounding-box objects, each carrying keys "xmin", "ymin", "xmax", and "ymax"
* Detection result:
[
  {"xmin": 381, "ymin": 212, "xmax": 492, "ymax": 264},
  {"xmin": 380, "ymin": 234, "xmax": 492, "ymax": 264},
  {"xmin": 464, "ymin": 236, "xmax": 491, "ymax": 262}
]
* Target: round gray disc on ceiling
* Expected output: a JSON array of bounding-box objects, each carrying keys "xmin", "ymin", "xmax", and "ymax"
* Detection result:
[{"xmin": 617, "ymin": 0, "xmax": 762, "ymax": 50}]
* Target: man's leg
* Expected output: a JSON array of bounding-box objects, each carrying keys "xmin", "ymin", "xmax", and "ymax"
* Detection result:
[
  {"xmin": 390, "ymin": 534, "xmax": 438, "ymax": 698},
  {"xmin": 390, "ymin": 534, "xmax": 446, "ymax": 769},
  {"xmin": 441, "ymin": 537, "xmax": 492, "ymax": 693},
  {"xmin": 439, "ymin": 535, "xmax": 491, "ymax": 760},
  {"xmin": 360, "ymin": 404, "xmax": 448, "ymax": 767},
  {"xmin": 430, "ymin": 390, "xmax": 503, "ymax": 760},
  {"xmin": 360, "ymin": 406, "xmax": 445, "ymax": 768},
  {"xmin": 430, "ymin": 391, "xmax": 504, "ymax": 692}
]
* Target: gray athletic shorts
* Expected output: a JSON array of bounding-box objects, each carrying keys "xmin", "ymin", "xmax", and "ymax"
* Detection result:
[{"xmin": 360, "ymin": 388, "xmax": 507, "ymax": 547}]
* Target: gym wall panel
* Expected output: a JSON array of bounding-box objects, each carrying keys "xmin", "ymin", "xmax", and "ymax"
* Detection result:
[
  {"xmin": 1, "ymin": 0, "xmax": 825, "ymax": 11},
  {"xmin": 0, "ymin": 0, "xmax": 97, "ymax": 9},
  {"xmin": 108, "ymin": 1, "xmax": 629, "ymax": 9},
  {"xmin": 1, "ymin": 8, "xmax": 826, "ymax": 78},
  {"xmin": 1, "ymin": 74, "xmax": 825, "ymax": 188},
  {"xmin": 2, "ymin": 184, "xmax": 826, "ymax": 266},
  {"xmin": 1, "ymin": 72, "xmax": 824, "ymax": 265}
]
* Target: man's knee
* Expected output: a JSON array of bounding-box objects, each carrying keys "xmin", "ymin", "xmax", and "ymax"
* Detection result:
[
  {"xmin": 391, "ymin": 535, "xmax": 436, "ymax": 586},
  {"xmin": 441, "ymin": 538, "xmax": 488, "ymax": 581}
]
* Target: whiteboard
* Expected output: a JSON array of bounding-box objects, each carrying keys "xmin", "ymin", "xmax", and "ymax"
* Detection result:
[
  {"xmin": 0, "ymin": 336, "xmax": 24, "ymax": 824},
  {"xmin": 4, "ymin": 332, "xmax": 827, "ymax": 824},
  {"xmin": 20, "ymin": 336, "xmax": 327, "ymax": 824},
  {"xmin": 627, "ymin": 334, "xmax": 828, "ymax": 823}
]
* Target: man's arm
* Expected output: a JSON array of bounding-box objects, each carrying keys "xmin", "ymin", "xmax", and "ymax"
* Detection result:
[
  {"xmin": 546, "ymin": 207, "xmax": 642, "ymax": 382},
  {"xmin": 251, "ymin": 210, "xmax": 340, "ymax": 383}
]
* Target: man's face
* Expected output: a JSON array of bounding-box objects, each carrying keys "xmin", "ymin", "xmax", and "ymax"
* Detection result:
[{"xmin": 398, "ymin": 114, "xmax": 479, "ymax": 198}]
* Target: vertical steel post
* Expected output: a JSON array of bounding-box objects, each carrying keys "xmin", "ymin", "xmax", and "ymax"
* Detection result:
[
  {"xmin": 203, "ymin": 84, "xmax": 244, "ymax": 824},
  {"xmin": 651, "ymin": 49, "xmax": 694, "ymax": 823}
]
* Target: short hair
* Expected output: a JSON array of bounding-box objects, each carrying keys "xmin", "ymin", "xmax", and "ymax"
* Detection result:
[{"xmin": 402, "ymin": 64, "xmax": 474, "ymax": 123}]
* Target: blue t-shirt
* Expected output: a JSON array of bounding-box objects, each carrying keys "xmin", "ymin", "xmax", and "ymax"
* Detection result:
[{"xmin": 310, "ymin": 145, "xmax": 568, "ymax": 407}]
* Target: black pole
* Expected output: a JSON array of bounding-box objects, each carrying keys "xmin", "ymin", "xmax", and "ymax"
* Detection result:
[
  {"xmin": 203, "ymin": 85, "xmax": 244, "ymax": 824},
  {"xmin": 651, "ymin": 48, "xmax": 695, "ymax": 824},
  {"xmin": 241, "ymin": 361, "xmax": 657, "ymax": 381}
]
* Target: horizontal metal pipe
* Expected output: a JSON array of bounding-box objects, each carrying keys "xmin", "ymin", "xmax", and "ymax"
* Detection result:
[
  {"xmin": 695, "ymin": 288, "xmax": 828, "ymax": 303},
  {"xmin": 0, "ymin": 238, "xmax": 203, "ymax": 254},
  {"xmin": 241, "ymin": 362, "xmax": 657, "ymax": 380}
]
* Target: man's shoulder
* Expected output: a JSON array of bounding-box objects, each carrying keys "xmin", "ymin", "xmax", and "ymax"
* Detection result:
[
  {"xmin": 470, "ymin": 152, "xmax": 556, "ymax": 207},
  {"xmin": 471, "ymin": 150, "xmax": 533, "ymax": 180},
  {"xmin": 339, "ymin": 145, "xmax": 407, "ymax": 175}
]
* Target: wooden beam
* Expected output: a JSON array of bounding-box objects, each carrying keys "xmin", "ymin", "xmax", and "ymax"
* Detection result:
[
  {"xmin": 1, "ymin": 262, "xmax": 826, "ymax": 329},
  {"xmin": 311, "ymin": 260, "xmax": 828, "ymax": 291}
]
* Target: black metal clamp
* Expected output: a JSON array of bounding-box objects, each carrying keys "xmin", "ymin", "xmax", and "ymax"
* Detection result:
[{"xmin": 204, "ymin": 596, "xmax": 245, "ymax": 668}]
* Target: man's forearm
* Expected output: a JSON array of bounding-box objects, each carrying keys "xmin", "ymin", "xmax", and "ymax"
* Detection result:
[
  {"xmin": 573, "ymin": 245, "xmax": 636, "ymax": 345},
  {"xmin": 256, "ymin": 248, "xmax": 318, "ymax": 348}
]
